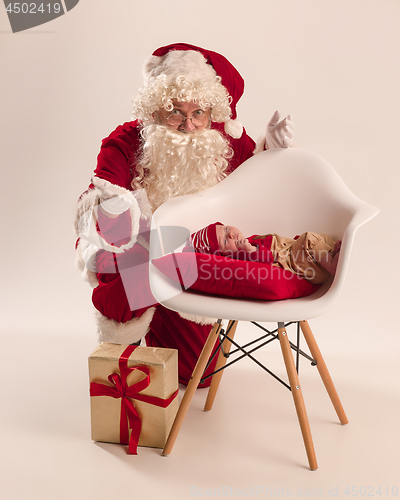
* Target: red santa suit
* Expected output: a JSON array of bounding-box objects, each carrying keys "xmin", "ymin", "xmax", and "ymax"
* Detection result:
[{"xmin": 74, "ymin": 44, "xmax": 264, "ymax": 387}]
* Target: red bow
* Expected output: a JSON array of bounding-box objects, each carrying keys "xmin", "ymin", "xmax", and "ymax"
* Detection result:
[{"xmin": 90, "ymin": 345, "xmax": 178, "ymax": 454}]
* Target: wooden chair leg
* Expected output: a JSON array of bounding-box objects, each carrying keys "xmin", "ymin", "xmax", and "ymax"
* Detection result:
[
  {"xmin": 278, "ymin": 323, "xmax": 318, "ymax": 471},
  {"xmin": 300, "ymin": 320, "xmax": 348, "ymax": 425},
  {"xmin": 162, "ymin": 319, "xmax": 222, "ymax": 456},
  {"xmin": 204, "ymin": 320, "xmax": 238, "ymax": 412}
]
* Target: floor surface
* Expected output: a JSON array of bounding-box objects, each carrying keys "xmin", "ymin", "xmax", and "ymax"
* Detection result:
[{"xmin": 1, "ymin": 323, "xmax": 399, "ymax": 500}]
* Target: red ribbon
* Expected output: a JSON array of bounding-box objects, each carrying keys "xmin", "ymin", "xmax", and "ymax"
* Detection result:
[{"xmin": 90, "ymin": 345, "xmax": 179, "ymax": 454}]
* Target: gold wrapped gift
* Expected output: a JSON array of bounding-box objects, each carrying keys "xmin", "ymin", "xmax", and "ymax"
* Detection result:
[{"xmin": 89, "ymin": 342, "xmax": 179, "ymax": 453}]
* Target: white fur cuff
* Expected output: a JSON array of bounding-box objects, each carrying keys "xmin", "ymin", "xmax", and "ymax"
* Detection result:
[{"xmin": 96, "ymin": 307, "xmax": 156, "ymax": 345}]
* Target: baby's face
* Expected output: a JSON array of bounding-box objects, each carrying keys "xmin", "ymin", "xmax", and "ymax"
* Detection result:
[{"xmin": 216, "ymin": 225, "xmax": 247, "ymax": 254}]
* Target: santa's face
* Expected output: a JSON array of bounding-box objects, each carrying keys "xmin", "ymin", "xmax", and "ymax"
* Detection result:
[
  {"xmin": 134, "ymin": 100, "xmax": 232, "ymax": 211},
  {"xmin": 156, "ymin": 101, "xmax": 211, "ymax": 133}
]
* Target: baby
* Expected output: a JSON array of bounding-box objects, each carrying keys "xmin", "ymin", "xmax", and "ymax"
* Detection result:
[{"xmin": 190, "ymin": 222, "xmax": 341, "ymax": 285}]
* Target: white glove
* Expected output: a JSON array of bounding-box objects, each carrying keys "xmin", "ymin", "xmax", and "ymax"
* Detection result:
[
  {"xmin": 92, "ymin": 177, "xmax": 132, "ymax": 215},
  {"xmin": 265, "ymin": 110, "xmax": 294, "ymax": 149}
]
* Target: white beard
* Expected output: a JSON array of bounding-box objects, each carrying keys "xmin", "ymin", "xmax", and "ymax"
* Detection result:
[{"xmin": 133, "ymin": 124, "xmax": 232, "ymax": 211}]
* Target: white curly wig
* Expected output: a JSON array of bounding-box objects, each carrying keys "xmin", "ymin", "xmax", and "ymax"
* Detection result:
[{"xmin": 132, "ymin": 50, "xmax": 237, "ymax": 135}]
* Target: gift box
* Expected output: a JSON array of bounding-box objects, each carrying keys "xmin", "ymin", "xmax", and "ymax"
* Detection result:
[{"xmin": 88, "ymin": 342, "xmax": 179, "ymax": 454}]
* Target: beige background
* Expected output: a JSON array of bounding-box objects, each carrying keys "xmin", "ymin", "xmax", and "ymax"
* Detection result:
[{"xmin": 1, "ymin": 1, "xmax": 399, "ymax": 498}]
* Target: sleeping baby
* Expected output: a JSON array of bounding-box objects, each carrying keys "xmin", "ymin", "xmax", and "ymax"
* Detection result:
[{"xmin": 190, "ymin": 222, "xmax": 341, "ymax": 285}]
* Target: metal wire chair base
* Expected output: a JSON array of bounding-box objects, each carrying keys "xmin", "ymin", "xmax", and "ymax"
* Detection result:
[{"xmin": 200, "ymin": 321, "xmax": 317, "ymax": 391}]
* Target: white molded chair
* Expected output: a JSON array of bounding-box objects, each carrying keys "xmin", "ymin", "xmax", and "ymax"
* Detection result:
[{"xmin": 149, "ymin": 148, "xmax": 379, "ymax": 470}]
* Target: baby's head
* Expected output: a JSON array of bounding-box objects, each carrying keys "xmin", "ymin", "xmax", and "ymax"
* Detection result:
[{"xmin": 190, "ymin": 222, "xmax": 247, "ymax": 255}]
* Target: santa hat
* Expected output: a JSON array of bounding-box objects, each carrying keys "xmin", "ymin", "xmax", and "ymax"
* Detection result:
[
  {"xmin": 143, "ymin": 43, "xmax": 244, "ymax": 139},
  {"xmin": 190, "ymin": 222, "xmax": 223, "ymax": 254}
]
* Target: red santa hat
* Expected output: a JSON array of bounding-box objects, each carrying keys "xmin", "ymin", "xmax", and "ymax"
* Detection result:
[
  {"xmin": 190, "ymin": 222, "xmax": 223, "ymax": 254},
  {"xmin": 143, "ymin": 43, "xmax": 244, "ymax": 139}
]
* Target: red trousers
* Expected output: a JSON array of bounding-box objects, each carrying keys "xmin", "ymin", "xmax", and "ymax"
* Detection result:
[{"xmin": 146, "ymin": 306, "xmax": 218, "ymax": 388}]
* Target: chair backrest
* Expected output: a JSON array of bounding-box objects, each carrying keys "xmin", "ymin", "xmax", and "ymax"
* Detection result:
[
  {"xmin": 149, "ymin": 148, "xmax": 378, "ymax": 322},
  {"xmin": 151, "ymin": 148, "xmax": 377, "ymax": 243}
]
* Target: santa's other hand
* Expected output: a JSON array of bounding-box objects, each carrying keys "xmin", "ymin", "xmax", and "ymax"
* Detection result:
[{"xmin": 265, "ymin": 110, "xmax": 294, "ymax": 149}]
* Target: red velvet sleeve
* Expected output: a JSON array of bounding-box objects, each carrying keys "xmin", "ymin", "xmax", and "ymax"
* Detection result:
[
  {"xmin": 211, "ymin": 123, "xmax": 256, "ymax": 175},
  {"xmin": 93, "ymin": 121, "xmax": 142, "ymax": 190},
  {"xmin": 79, "ymin": 121, "xmax": 142, "ymax": 246},
  {"xmin": 227, "ymin": 127, "xmax": 257, "ymax": 173}
]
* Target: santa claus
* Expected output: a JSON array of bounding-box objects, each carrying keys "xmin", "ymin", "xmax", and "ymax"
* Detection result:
[{"xmin": 74, "ymin": 43, "xmax": 294, "ymax": 386}]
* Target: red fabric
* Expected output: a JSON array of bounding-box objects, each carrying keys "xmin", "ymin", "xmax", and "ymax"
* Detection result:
[
  {"xmin": 89, "ymin": 345, "xmax": 179, "ymax": 454},
  {"xmin": 152, "ymin": 252, "xmax": 318, "ymax": 301}
]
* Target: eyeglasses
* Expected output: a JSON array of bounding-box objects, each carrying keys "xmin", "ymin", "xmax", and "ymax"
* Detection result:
[{"xmin": 165, "ymin": 110, "xmax": 210, "ymax": 128}]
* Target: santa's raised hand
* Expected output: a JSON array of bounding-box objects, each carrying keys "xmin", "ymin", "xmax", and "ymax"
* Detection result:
[{"xmin": 265, "ymin": 110, "xmax": 294, "ymax": 149}]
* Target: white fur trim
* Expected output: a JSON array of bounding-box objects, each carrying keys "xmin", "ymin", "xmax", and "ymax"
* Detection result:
[
  {"xmin": 96, "ymin": 307, "xmax": 156, "ymax": 345},
  {"xmin": 74, "ymin": 184, "xmax": 144, "ymax": 286},
  {"xmin": 143, "ymin": 50, "xmax": 217, "ymax": 86},
  {"xmin": 177, "ymin": 311, "xmax": 217, "ymax": 326},
  {"xmin": 74, "ymin": 189, "xmax": 99, "ymax": 285},
  {"xmin": 253, "ymin": 133, "xmax": 267, "ymax": 154},
  {"xmin": 224, "ymin": 119, "xmax": 243, "ymax": 139}
]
